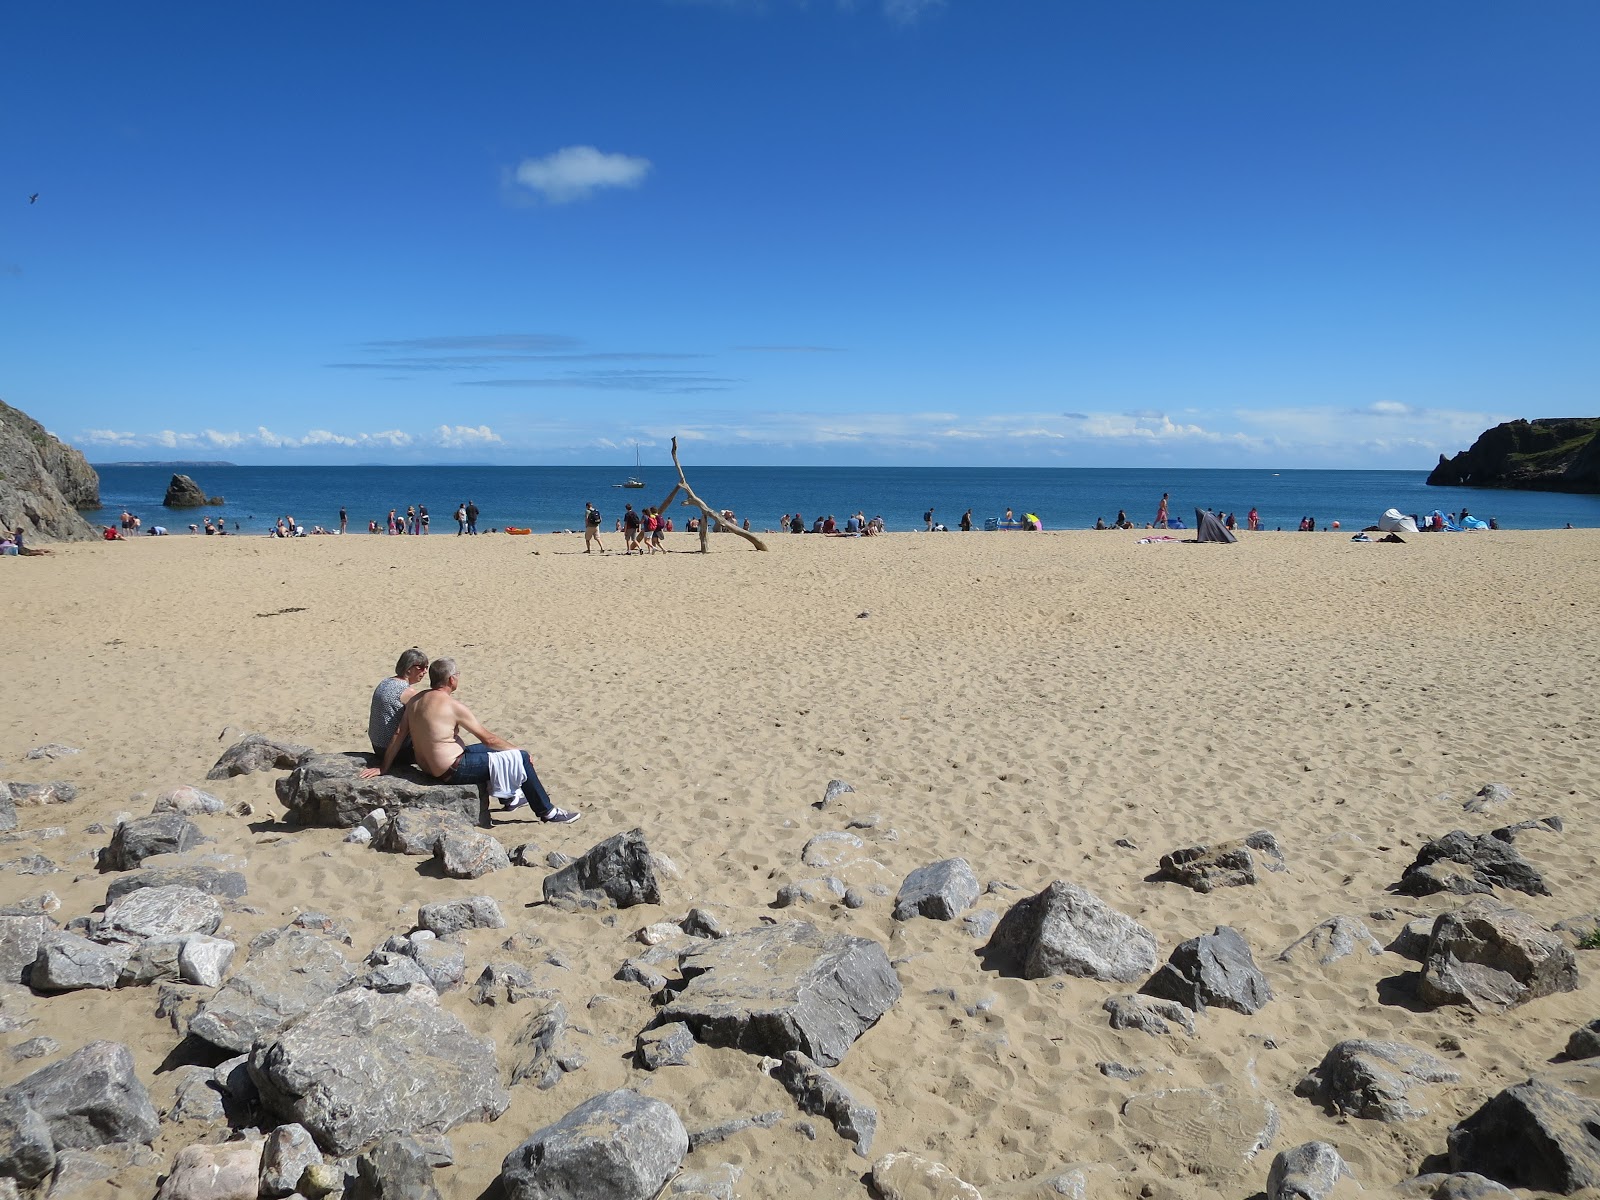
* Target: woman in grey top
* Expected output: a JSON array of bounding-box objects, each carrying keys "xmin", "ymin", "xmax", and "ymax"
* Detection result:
[{"xmin": 368, "ymin": 648, "xmax": 429, "ymax": 759}]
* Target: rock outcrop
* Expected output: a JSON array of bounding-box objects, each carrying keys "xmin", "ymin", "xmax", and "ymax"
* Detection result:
[
  {"xmin": 0, "ymin": 398, "xmax": 100, "ymax": 541},
  {"xmin": 277, "ymin": 752, "xmax": 479, "ymax": 828},
  {"xmin": 1427, "ymin": 417, "xmax": 1600, "ymax": 492}
]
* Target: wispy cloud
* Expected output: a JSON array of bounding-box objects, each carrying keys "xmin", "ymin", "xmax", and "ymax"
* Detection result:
[
  {"xmin": 328, "ymin": 333, "xmax": 706, "ymax": 376},
  {"xmin": 732, "ymin": 344, "xmax": 845, "ymax": 353},
  {"xmin": 460, "ymin": 369, "xmax": 736, "ymax": 394},
  {"xmin": 513, "ymin": 146, "xmax": 651, "ymax": 204},
  {"xmin": 77, "ymin": 425, "xmax": 485, "ymax": 453},
  {"xmin": 435, "ymin": 424, "xmax": 502, "ymax": 448}
]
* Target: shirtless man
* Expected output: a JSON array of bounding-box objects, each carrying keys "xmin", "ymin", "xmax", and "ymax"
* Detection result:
[{"xmin": 360, "ymin": 657, "xmax": 580, "ymax": 824}]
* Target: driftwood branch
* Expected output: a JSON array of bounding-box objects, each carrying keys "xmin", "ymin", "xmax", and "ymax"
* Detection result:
[{"xmin": 660, "ymin": 437, "xmax": 767, "ymax": 552}]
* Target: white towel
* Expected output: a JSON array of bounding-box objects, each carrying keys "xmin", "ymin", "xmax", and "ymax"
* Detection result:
[{"xmin": 486, "ymin": 749, "xmax": 527, "ymax": 800}]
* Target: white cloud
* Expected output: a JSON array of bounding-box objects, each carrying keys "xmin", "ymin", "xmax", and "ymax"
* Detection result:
[
  {"xmin": 514, "ymin": 146, "xmax": 651, "ymax": 204},
  {"xmin": 434, "ymin": 424, "xmax": 502, "ymax": 448},
  {"xmin": 79, "ymin": 429, "xmax": 141, "ymax": 446}
]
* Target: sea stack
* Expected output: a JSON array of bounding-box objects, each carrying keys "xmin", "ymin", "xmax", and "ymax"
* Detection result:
[{"xmin": 164, "ymin": 473, "xmax": 224, "ymax": 507}]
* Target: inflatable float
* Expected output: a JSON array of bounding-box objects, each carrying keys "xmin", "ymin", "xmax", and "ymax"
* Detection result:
[{"xmin": 504, "ymin": 527, "xmax": 532, "ymax": 535}]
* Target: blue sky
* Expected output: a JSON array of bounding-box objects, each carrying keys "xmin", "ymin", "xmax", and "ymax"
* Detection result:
[{"xmin": 3, "ymin": 2, "xmax": 1596, "ymax": 467}]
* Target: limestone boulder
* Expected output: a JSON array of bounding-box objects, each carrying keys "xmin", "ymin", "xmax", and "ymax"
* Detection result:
[
  {"xmin": 98, "ymin": 885, "xmax": 222, "ymax": 943},
  {"xmin": 3, "ymin": 1041, "xmax": 160, "ymax": 1149},
  {"xmin": 155, "ymin": 1139, "xmax": 263, "ymax": 1200},
  {"xmin": 32, "ymin": 933, "xmax": 132, "ymax": 991},
  {"xmin": 542, "ymin": 828, "xmax": 661, "ymax": 910},
  {"xmin": 500, "ymin": 1089, "xmax": 687, "ymax": 1200},
  {"xmin": 1417, "ymin": 898, "xmax": 1578, "ymax": 1011},
  {"xmin": 208, "ymin": 733, "xmax": 312, "ymax": 781},
  {"xmin": 188, "ymin": 925, "xmax": 356, "ymax": 1053},
  {"xmin": 437, "ymin": 829, "xmax": 509, "ymax": 879},
  {"xmin": 984, "ymin": 880, "xmax": 1158, "ymax": 983},
  {"xmin": 277, "ymin": 753, "xmax": 479, "ymax": 828}
]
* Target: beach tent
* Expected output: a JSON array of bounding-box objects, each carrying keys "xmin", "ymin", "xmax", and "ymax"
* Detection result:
[
  {"xmin": 1193, "ymin": 509, "xmax": 1236, "ymax": 543},
  {"xmin": 1461, "ymin": 515, "xmax": 1490, "ymax": 530},
  {"xmin": 1377, "ymin": 508, "xmax": 1419, "ymax": 534}
]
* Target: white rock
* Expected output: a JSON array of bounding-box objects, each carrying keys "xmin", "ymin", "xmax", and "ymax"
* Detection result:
[{"xmin": 179, "ymin": 936, "xmax": 236, "ymax": 988}]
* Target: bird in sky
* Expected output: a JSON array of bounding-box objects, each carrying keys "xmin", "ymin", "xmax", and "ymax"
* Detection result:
[{"xmin": 29, "ymin": 194, "xmax": 38, "ymax": 203}]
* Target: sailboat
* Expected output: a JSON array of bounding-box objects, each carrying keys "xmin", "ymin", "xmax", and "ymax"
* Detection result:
[{"xmin": 616, "ymin": 443, "xmax": 646, "ymax": 489}]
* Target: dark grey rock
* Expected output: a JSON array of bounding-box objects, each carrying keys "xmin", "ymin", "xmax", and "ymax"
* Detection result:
[
  {"xmin": 470, "ymin": 961, "xmax": 538, "ymax": 1006},
  {"xmin": 508, "ymin": 993, "xmax": 582, "ymax": 1089},
  {"xmin": 352, "ymin": 1135, "xmax": 442, "ymax": 1200},
  {"xmin": 659, "ymin": 920, "xmax": 900, "ymax": 1067},
  {"xmin": 98, "ymin": 814, "xmax": 203, "ymax": 871},
  {"xmin": 1267, "ymin": 1140, "xmax": 1349, "ymax": 1200},
  {"xmin": 0, "ymin": 1095, "xmax": 54, "ymax": 1188},
  {"xmin": 189, "ymin": 925, "xmax": 357, "ymax": 1052},
  {"xmin": 277, "ymin": 753, "xmax": 479, "ymax": 828},
  {"xmin": 1389, "ymin": 917, "xmax": 1438, "ymax": 961},
  {"xmin": 1098, "ymin": 1061, "xmax": 1143, "ymax": 1080},
  {"xmin": 1565, "ymin": 1019, "xmax": 1600, "ymax": 1060},
  {"xmin": 250, "ymin": 986, "xmax": 510, "ymax": 1157},
  {"xmin": 208, "ymin": 733, "xmax": 312, "ymax": 780},
  {"xmin": 686, "ymin": 1110, "xmax": 783, "ymax": 1152},
  {"xmin": 416, "ymin": 896, "xmax": 504, "ymax": 937},
  {"xmin": 1418, "ymin": 898, "xmax": 1578, "ymax": 1011},
  {"xmin": 163, "ymin": 472, "xmax": 215, "ymax": 507},
  {"xmin": 103, "ymin": 862, "xmax": 248, "ymax": 904},
  {"xmin": 1297, "ymin": 1039, "xmax": 1461, "ymax": 1121},
  {"xmin": 1141, "ymin": 926, "xmax": 1272, "ymax": 1014},
  {"xmin": 354, "ymin": 951, "xmax": 435, "ymax": 993},
  {"xmin": 616, "ymin": 958, "xmax": 669, "ymax": 992},
  {"xmin": 1103, "ymin": 994, "xmax": 1196, "ymax": 1036},
  {"xmin": 99, "ymin": 884, "xmax": 222, "ymax": 943},
  {"xmin": 893, "ymin": 857, "xmax": 980, "ymax": 921},
  {"xmin": 3, "ymin": 1040, "xmax": 159, "ymax": 1149},
  {"xmin": 771, "ymin": 1050, "xmax": 876, "ymax": 1156},
  {"xmin": 637, "ymin": 1022, "xmax": 695, "ymax": 1070},
  {"xmin": 117, "ymin": 937, "xmax": 186, "ymax": 987},
  {"xmin": 0, "ymin": 913, "xmax": 54, "ymax": 984},
  {"xmin": 1448, "ymin": 1063, "xmax": 1600, "ymax": 1192},
  {"xmin": 680, "ymin": 908, "xmax": 725, "ymax": 939},
  {"xmin": 499, "ymin": 1088, "xmax": 687, "ymax": 1200},
  {"xmin": 1156, "ymin": 830, "xmax": 1285, "ymax": 892},
  {"xmin": 1397, "ymin": 1172, "xmax": 1517, "ymax": 1198},
  {"xmin": 261, "ymin": 1122, "xmax": 323, "ymax": 1198},
  {"xmin": 542, "ymin": 828, "xmax": 661, "ymax": 910},
  {"xmin": 436, "ymin": 829, "xmax": 509, "ymax": 879},
  {"xmin": 1397, "ymin": 830, "xmax": 1550, "ymax": 898},
  {"xmin": 6, "ymin": 781, "xmax": 77, "ymax": 806},
  {"xmin": 376, "ymin": 810, "xmax": 475, "ymax": 856},
  {"xmin": 1278, "ymin": 915, "xmax": 1383, "ymax": 965},
  {"xmin": 984, "ymin": 880, "xmax": 1158, "ymax": 983},
  {"xmin": 1491, "ymin": 815, "xmax": 1563, "ymax": 842},
  {"xmin": 31, "ymin": 933, "xmax": 131, "ymax": 990}
]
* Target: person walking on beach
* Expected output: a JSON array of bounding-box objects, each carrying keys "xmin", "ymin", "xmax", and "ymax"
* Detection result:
[
  {"xmin": 924, "ymin": 507, "xmax": 935, "ymax": 532},
  {"xmin": 960, "ymin": 509, "xmax": 973, "ymax": 531},
  {"xmin": 622, "ymin": 503, "xmax": 641, "ymax": 553},
  {"xmin": 1247, "ymin": 506, "xmax": 1259, "ymax": 531},
  {"xmin": 360, "ymin": 657, "xmax": 581, "ymax": 824},
  {"xmin": 339, "ymin": 507, "xmax": 347, "ymax": 534},
  {"xmin": 455, "ymin": 503, "xmax": 467, "ymax": 535},
  {"xmin": 465, "ymin": 501, "xmax": 480, "ymax": 535},
  {"xmin": 1155, "ymin": 493, "xmax": 1169, "ymax": 528},
  {"xmin": 584, "ymin": 502, "xmax": 604, "ymax": 553},
  {"xmin": 367, "ymin": 647, "xmax": 429, "ymax": 761},
  {"xmin": 420, "ymin": 505, "xmax": 429, "ymax": 534}
]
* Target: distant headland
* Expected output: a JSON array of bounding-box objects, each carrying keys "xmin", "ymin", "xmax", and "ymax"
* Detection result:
[
  {"xmin": 94, "ymin": 460, "xmax": 238, "ymax": 468},
  {"xmin": 1427, "ymin": 417, "xmax": 1600, "ymax": 493}
]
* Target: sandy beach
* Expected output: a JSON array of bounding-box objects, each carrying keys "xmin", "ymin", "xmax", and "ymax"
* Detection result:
[{"xmin": 4, "ymin": 527, "xmax": 1599, "ymax": 1199}]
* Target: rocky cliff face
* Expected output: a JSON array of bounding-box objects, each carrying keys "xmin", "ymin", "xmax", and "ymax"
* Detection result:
[
  {"xmin": 0, "ymin": 400, "xmax": 101, "ymax": 541},
  {"xmin": 1427, "ymin": 418, "xmax": 1600, "ymax": 493}
]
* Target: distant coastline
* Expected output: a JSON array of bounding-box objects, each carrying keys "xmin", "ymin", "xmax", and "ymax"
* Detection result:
[{"xmin": 92, "ymin": 460, "xmax": 238, "ymax": 468}]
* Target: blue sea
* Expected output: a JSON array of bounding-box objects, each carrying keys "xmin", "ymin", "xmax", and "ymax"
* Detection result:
[{"xmin": 84, "ymin": 464, "xmax": 1600, "ymax": 536}]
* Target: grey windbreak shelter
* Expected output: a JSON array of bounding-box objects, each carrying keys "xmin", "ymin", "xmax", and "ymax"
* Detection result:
[{"xmin": 1194, "ymin": 509, "xmax": 1236, "ymax": 543}]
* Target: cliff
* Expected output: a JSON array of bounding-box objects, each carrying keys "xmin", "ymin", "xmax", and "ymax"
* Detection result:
[
  {"xmin": 1426, "ymin": 417, "xmax": 1600, "ymax": 493},
  {"xmin": 0, "ymin": 400, "xmax": 101, "ymax": 541}
]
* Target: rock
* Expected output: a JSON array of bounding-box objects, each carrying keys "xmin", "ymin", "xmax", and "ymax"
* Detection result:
[
  {"xmin": 260, "ymin": 1122, "xmax": 323, "ymax": 1198},
  {"xmin": 376, "ymin": 810, "xmax": 476, "ymax": 856},
  {"xmin": 893, "ymin": 858, "xmax": 981, "ymax": 921},
  {"xmin": 686, "ymin": 1110, "xmax": 784, "ymax": 1152},
  {"xmin": 1142, "ymin": 926, "xmax": 1272, "ymax": 1014},
  {"xmin": 351, "ymin": 1134, "xmax": 443, "ymax": 1200},
  {"xmin": 1398, "ymin": 1173, "xmax": 1517, "ymax": 1198},
  {"xmin": 1464, "ymin": 783, "xmax": 1514, "ymax": 813},
  {"xmin": 0, "ymin": 912, "xmax": 54, "ymax": 984},
  {"xmin": 820, "ymin": 779, "xmax": 855, "ymax": 807},
  {"xmin": 1156, "ymin": 830, "xmax": 1285, "ymax": 892},
  {"xmin": 277, "ymin": 754, "xmax": 480, "ymax": 828},
  {"xmin": 118, "ymin": 937, "xmax": 187, "ymax": 987},
  {"xmin": 436, "ymin": 829, "xmax": 509, "ymax": 879},
  {"xmin": 542, "ymin": 828, "xmax": 661, "ymax": 910},
  {"xmin": 346, "ymin": 825, "xmax": 374, "ymax": 845},
  {"xmin": 151, "ymin": 787, "xmax": 225, "ymax": 817},
  {"xmin": 100, "ymin": 885, "xmax": 222, "ymax": 942},
  {"xmin": 0, "ymin": 1096, "xmax": 55, "ymax": 1188},
  {"xmin": 800, "ymin": 831, "xmax": 864, "ymax": 868},
  {"xmin": 356, "ymin": 952, "xmax": 436, "ymax": 994},
  {"xmin": 636, "ymin": 922, "xmax": 682, "ymax": 946},
  {"xmin": 616, "ymin": 958, "xmax": 669, "ymax": 992},
  {"xmin": 666, "ymin": 1164, "xmax": 742, "ymax": 1200},
  {"xmin": 1278, "ymin": 915, "xmax": 1383, "ymax": 965},
  {"xmin": 405, "ymin": 938, "xmax": 465, "ymax": 992},
  {"xmin": 31, "ymin": 932, "xmax": 131, "ymax": 990},
  {"xmin": 774, "ymin": 876, "xmax": 846, "ymax": 907},
  {"xmin": 1103, "ymin": 994, "xmax": 1196, "ymax": 1036},
  {"xmin": 163, "ymin": 1065, "xmax": 226, "ymax": 1124},
  {"xmin": 1397, "ymin": 830, "xmax": 1550, "ymax": 898},
  {"xmin": 179, "ymin": 935, "xmax": 236, "ymax": 987},
  {"xmin": 250, "ymin": 985, "xmax": 510, "ymax": 1157},
  {"xmin": 163, "ymin": 473, "xmax": 221, "ymax": 508},
  {"xmin": 869, "ymin": 1152, "xmax": 983, "ymax": 1200},
  {"xmin": 1267, "ymin": 1141, "xmax": 1349, "ymax": 1200},
  {"xmin": 4, "ymin": 1041, "xmax": 160, "ymax": 1149},
  {"xmin": 469, "ymin": 961, "xmax": 538, "ymax": 1007},
  {"xmin": 9, "ymin": 854, "xmax": 57, "ymax": 875},
  {"xmin": 300, "ymin": 1161, "xmax": 347, "ymax": 1198},
  {"xmin": 983, "ymin": 880, "xmax": 1158, "ymax": 983},
  {"xmin": 636, "ymin": 1022, "xmax": 695, "ymax": 1070},
  {"xmin": 1297, "ymin": 1039, "xmax": 1461, "ymax": 1120},
  {"xmin": 104, "ymin": 862, "xmax": 248, "ymax": 904},
  {"xmin": 1448, "ymin": 1062, "xmax": 1600, "ymax": 1192},
  {"xmin": 416, "ymin": 896, "xmax": 504, "ymax": 937},
  {"xmin": 1121, "ymin": 1084, "xmax": 1279, "ymax": 1182},
  {"xmin": 10, "ymin": 1035, "xmax": 57, "ymax": 1062},
  {"xmin": 1491, "ymin": 815, "xmax": 1563, "ymax": 842},
  {"xmin": 0, "ymin": 791, "xmax": 13, "ymax": 835},
  {"xmin": 508, "ymin": 993, "xmax": 584, "ymax": 1089},
  {"xmin": 156, "ymin": 1139, "xmax": 263, "ymax": 1200},
  {"xmin": 1417, "ymin": 898, "xmax": 1578, "ymax": 1011},
  {"xmin": 659, "ymin": 920, "xmax": 900, "ymax": 1067},
  {"xmin": 25, "ymin": 744, "xmax": 81, "ymax": 761},
  {"xmin": 770, "ymin": 1050, "xmax": 876, "ymax": 1156},
  {"xmin": 208, "ymin": 733, "xmax": 312, "ymax": 780},
  {"xmin": 1427, "ymin": 417, "xmax": 1600, "ymax": 492},
  {"xmin": 1389, "ymin": 917, "xmax": 1438, "ymax": 961},
  {"xmin": 189, "ymin": 925, "xmax": 356, "ymax": 1052},
  {"xmin": 0, "ymin": 399, "xmax": 101, "ymax": 542},
  {"xmin": 99, "ymin": 814, "xmax": 204, "ymax": 871},
  {"xmin": 499, "ymin": 1089, "xmax": 687, "ymax": 1200},
  {"xmin": 1565, "ymin": 1019, "xmax": 1600, "ymax": 1060}
]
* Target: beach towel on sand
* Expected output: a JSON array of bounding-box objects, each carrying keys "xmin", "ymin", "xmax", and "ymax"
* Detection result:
[{"xmin": 486, "ymin": 749, "xmax": 528, "ymax": 800}]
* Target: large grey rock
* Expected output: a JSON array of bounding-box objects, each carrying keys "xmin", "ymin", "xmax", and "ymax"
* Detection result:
[
  {"xmin": 31, "ymin": 933, "xmax": 131, "ymax": 991},
  {"xmin": 189, "ymin": 926, "xmax": 356, "ymax": 1052},
  {"xmin": 156, "ymin": 1139, "xmax": 263, "ymax": 1200},
  {"xmin": 104, "ymin": 862, "xmax": 248, "ymax": 905},
  {"xmin": 376, "ymin": 810, "xmax": 476, "ymax": 856},
  {"xmin": 5, "ymin": 780, "xmax": 77, "ymax": 806},
  {"xmin": 1103, "ymin": 993, "xmax": 1196, "ymax": 1036},
  {"xmin": 250, "ymin": 986, "xmax": 509, "ymax": 1157},
  {"xmin": 436, "ymin": 829, "xmax": 509, "ymax": 879},
  {"xmin": 1267, "ymin": 1141, "xmax": 1349, "ymax": 1200},
  {"xmin": 162, "ymin": 472, "xmax": 218, "ymax": 508},
  {"xmin": 0, "ymin": 913, "xmax": 54, "ymax": 984},
  {"xmin": 1297, "ymin": 1039, "xmax": 1461, "ymax": 1121},
  {"xmin": 277, "ymin": 753, "xmax": 479, "ymax": 828},
  {"xmin": 636, "ymin": 1022, "xmax": 695, "ymax": 1070},
  {"xmin": 162, "ymin": 1065, "xmax": 227, "ymax": 1124},
  {"xmin": 208, "ymin": 734, "xmax": 311, "ymax": 780},
  {"xmin": 984, "ymin": 880, "xmax": 1158, "ymax": 982},
  {"xmin": 1397, "ymin": 830, "xmax": 1550, "ymax": 897},
  {"xmin": 403, "ymin": 938, "xmax": 465, "ymax": 993},
  {"xmin": 1141, "ymin": 926, "xmax": 1272, "ymax": 1014},
  {"xmin": 260, "ymin": 1122, "xmax": 323, "ymax": 1199},
  {"xmin": 0, "ymin": 1097, "xmax": 55, "ymax": 1188},
  {"xmin": 499, "ymin": 1089, "xmax": 687, "ymax": 1200},
  {"xmin": 771, "ymin": 1050, "xmax": 877, "ymax": 1156},
  {"xmin": 0, "ymin": 399, "xmax": 100, "ymax": 542},
  {"xmin": 352, "ymin": 1135, "xmax": 442, "ymax": 1200},
  {"xmin": 893, "ymin": 858, "xmax": 980, "ymax": 921},
  {"xmin": 416, "ymin": 896, "xmax": 504, "ymax": 937},
  {"xmin": 659, "ymin": 920, "xmax": 900, "ymax": 1067},
  {"xmin": 1278, "ymin": 915, "xmax": 1383, "ymax": 966},
  {"xmin": 99, "ymin": 814, "xmax": 204, "ymax": 871},
  {"xmin": 1156, "ymin": 830, "xmax": 1284, "ymax": 892},
  {"xmin": 99, "ymin": 885, "xmax": 222, "ymax": 943},
  {"xmin": 542, "ymin": 828, "xmax": 661, "ymax": 910},
  {"xmin": 1397, "ymin": 1172, "xmax": 1517, "ymax": 1198},
  {"xmin": 117, "ymin": 937, "xmax": 187, "ymax": 987},
  {"xmin": 4, "ymin": 1041, "xmax": 160, "ymax": 1149},
  {"xmin": 179, "ymin": 936, "xmax": 235, "ymax": 987},
  {"xmin": 1448, "ymin": 1062, "xmax": 1600, "ymax": 1192},
  {"xmin": 1418, "ymin": 898, "xmax": 1578, "ymax": 1011},
  {"xmin": 0, "ymin": 789, "xmax": 14, "ymax": 833}
]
